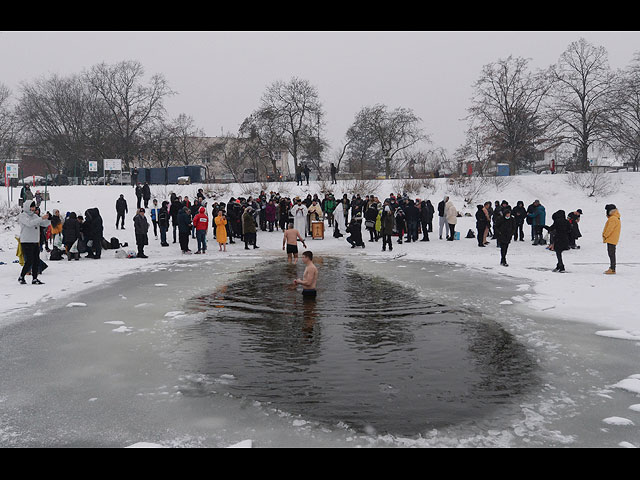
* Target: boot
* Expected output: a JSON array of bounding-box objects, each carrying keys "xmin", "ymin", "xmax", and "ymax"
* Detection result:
[{"xmin": 604, "ymin": 268, "xmax": 616, "ymax": 275}]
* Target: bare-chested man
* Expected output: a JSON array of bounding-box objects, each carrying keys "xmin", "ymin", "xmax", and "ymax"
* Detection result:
[
  {"xmin": 283, "ymin": 222, "xmax": 307, "ymax": 263},
  {"xmin": 293, "ymin": 251, "xmax": 318, "ymax": 297}
]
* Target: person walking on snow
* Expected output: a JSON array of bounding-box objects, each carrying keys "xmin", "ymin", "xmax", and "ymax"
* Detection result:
[
  {"xmin": 116, "ymin": 194, "xmax": 128, "ymax": 230},
  {"xmin": 602, "ymin": 204, "xmax": 621, "ymax": 275}
]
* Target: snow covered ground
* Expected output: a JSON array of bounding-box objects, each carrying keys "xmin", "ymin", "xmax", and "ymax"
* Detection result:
[
  {"xmin": 0, "ymin": 174, "xmax": 638, "ymax": 447},
  {"xmin": 1, "ymin": 173, "xmax": 637, "ymax": 336}
]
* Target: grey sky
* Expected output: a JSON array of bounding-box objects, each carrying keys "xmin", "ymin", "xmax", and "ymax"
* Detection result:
[{"xmin": 1, "ymin": 31, "xmax": 639, "ymax": 156}]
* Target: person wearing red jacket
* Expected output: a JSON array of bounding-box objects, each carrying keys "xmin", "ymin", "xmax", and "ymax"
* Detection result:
[{"xmin": 193, "ymin": 207, "xmax": 209, "ymax": 254}]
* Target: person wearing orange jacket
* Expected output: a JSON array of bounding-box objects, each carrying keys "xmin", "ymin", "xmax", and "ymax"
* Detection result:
[
  {"xmin": 603, "ymin": 204, "xmax": 621, "ymax": 275},
  {"xmin": 193, "ymin": 206, "xmax": 209, "ymax": 254}
]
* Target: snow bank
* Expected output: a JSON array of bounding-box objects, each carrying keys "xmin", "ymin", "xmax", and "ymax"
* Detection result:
[
  {"xmin": 602, "ymin": 417, "xmax": 635, "ymax": 426},
  {"xmin": 613, "ymin": 377, "xmax": 640, "ymax": 395}
]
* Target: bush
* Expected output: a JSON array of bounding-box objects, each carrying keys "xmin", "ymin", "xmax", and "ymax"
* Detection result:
[
  {"xmin": 566, "ymin": 171, "xmax": 616, "ymax": 198},
  {"xmin": 340, "ymin": 179, "xmax": 380, "ymax": 197},
  {"xmin": 392, "ymin": 179, "xmax": 422, "ymax": 196},
  {"xmin": 448, "ymin": 176, "xmax": 488, "ymax": 206}
]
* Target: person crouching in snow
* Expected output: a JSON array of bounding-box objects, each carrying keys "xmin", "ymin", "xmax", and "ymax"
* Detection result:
[
  {"xmin": 602, "ymin": 204, "xmax": 621, "ymax": 275},
  {"xmin": 193, "ymin": 206, "xmax": 209, "ymax": 254},
  {"xmin": 133, "ymin": 208, "xmax": 149, "ymax": 258},
  {"xmin": 543, "ymin": 210, "xmax": 571, "ymax": 273}
]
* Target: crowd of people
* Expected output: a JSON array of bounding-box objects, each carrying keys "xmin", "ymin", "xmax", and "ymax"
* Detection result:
[{"xmin": 13, "ymin": 183, "xmax": 622, "ymax": 285}]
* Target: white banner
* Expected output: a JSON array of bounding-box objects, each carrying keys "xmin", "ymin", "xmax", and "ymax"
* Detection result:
[
  {"xmin": 6, "ymin": 164, "xmax": 19, "ymax": 178},
  {"xmin": 104, "ymin": 159, "xmax": 122, "ymax": 171},
  {"xmin": 89, "ymin": 161, "xmax": 98, "ymax": 172}
]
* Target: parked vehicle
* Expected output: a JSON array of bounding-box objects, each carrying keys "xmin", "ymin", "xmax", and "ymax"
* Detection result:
[{"xmin": 18, "ymin": 176, "xmax": 46, "ymax": 186}]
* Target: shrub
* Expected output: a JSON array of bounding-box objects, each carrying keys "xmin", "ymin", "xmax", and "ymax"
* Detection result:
[{"xmin": 566, "ymin": 171, "xmax": 616, "ymax": 198}]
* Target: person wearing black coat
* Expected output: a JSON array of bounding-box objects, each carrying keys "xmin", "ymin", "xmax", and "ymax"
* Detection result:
[
  {"xmin": 404, "ymin": 200, "xmax": 420, "ymax": 242},
  {"xmin": 115, "ymin": 194, "xmax": 128, "ymax": 230},
  {"xmin": 142, "ymin": 183, "xmax": 151, "ymax": 208},
  {"xmin": 62, "ymin": 212, "xmax": 81, "ymax": 261},
  {"xmin": 526, "ymin": 202, "xmax": 536, "ymax": 241},
  {"xmin": 135, "ymin": 184, "xmax": 143, "ymax": 209},
  {"xmin": 170, "ymin": 197, "xmax": 182, "ymax": 243},
  {"xmin": 177, "ymin": 206, "xmax": 193, "ymax": 253},
  {"xmin": 475, "ymin": 205, "xmax": 489, "ymax": 247},
  {"xmin": 190, "ymin": 199, "xmax": 201, "ymax": 239},
  {"xmin": 365, "ymin": 203, "xmax": 379, "ymax": 242},
  {"xmin": 346, "ymin": 217, "xmax": 365, "ymax": 248},
  {"xmin": 84, "ymin": 208, "xmax": 104, "ymax": 259},
  {"xmin": 158, "ymin": 201, "xmax": 170, "ymax": 247},
  {"xmin": 568, "ymin": 209, "xmax": 582, "ymax": 249},
  {"xmin": 512, "ymin": 201, "xmax": 526, "ymax": 242},
  {"xmin": 544, "ymin": 210, "xmax": 571, "ymax": 272},
  {"xmin": 494, "ymin": 207, "xmax": 516, "ymax": 266},
  {"xmin": 395, "ymin": 207, "xmax": 407, "ymax": 244},
  {"xmin": 423, "ymin": 200, "xmax": 434, "ymax": 235},
  {"xmin": 133, "ymin": 208, "xmax": 150, "ymax": 258}
]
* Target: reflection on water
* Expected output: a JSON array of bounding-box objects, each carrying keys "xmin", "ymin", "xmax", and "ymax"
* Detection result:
[{"xmin": 183, "ymin": 258, "xmax": 538, "ymax": 436}]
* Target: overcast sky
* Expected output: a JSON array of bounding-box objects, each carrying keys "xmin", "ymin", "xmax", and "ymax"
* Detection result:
[{"xmin": 1, "ymin": 31, "xmax": 639, "ymax": 155}]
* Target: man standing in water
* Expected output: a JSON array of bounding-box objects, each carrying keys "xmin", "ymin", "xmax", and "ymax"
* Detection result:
[
  {"xmin": 283, "ymin": 222, "xmax": 307, "ymax": 263},
  {"xmin": 293, "ymin": 251, "xmax": 318, "ymax": 298}
]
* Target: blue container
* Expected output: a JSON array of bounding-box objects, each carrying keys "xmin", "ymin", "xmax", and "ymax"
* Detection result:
[
  {"xmin": 186, "ymin": 165, "xmax": 206, "ymax": 183},
  {"xmin": 149, "ymin": 168, "xmax": 167, "ymax": 185},
  {"xmin": 136, "ymin": 168, "xmax": 150, "ymax": 184},
  {"xmin": 454, "ymin": 231, "xmax": 460, "ymax": 241},
  {"xmin": 167, "ymin": 166, "xmax": 187, "ymax": 184},
  {"xmin": 496, "ymin": 164, "xmax": 510, "ymax": 177}
]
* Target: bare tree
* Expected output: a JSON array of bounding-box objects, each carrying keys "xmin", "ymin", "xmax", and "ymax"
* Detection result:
[
  {"xmin": 550, "ymin": 38, "xmax": 614, "ymax": 171},
  {"xmin": 0, "ymin": 84, "xmax": 21, "ymax": 160},
  {"xmin": 239, "ymin": 109, "xmax": 287, "ymax": 175},
  {"xmin": 206, "ymin": 134, "xmax": 250, "ymax": 183},
  {"xmin": 171, "ymin": 114, "xmax": 206, "ymax": 166},
  {"xmin": 605, "ymin": 52, "xmax": 640, "ymax": 171},
  {"xmin": 259, "ymin": 77, "xmax": 324, "ymax": 172},
  {"xmin": 455, "ymin": 124, "xmax": 494, "ymax": 176},
  {"xmin": 138, "ymin": 119, "xmax": 177, "ymax": 168},
  {"xmin": 85, "ymin": 60, "xmax": 174, "ymax": 170},
  {"xmin": 346, "ymin": 104, "xmax": 427, "ymax": 179},
  {"xmin": 17, "ymin": 73, "xmax": 98, "ymax": 176},
  {"xmin": 468, "ymin": 56, "xmax": 552, "ymax": 175}
]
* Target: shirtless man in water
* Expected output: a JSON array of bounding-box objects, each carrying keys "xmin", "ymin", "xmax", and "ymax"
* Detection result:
[
  {"xmin": 293, "ymin": 251, "xmax": 318, "ymax": 297},
  {"xmin": 283, "ymin": 222, "xmax": 307, "ymax": 263}
]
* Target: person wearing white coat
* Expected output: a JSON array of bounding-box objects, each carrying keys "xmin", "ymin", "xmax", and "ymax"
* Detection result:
[
  {"xmin": 291, "ymin": 199, "xmax": 308, "ymax": 238},
  {"xmin": 18, "ymin": 201, "xmax": 51, "ymax": 285},
  {"xmin": 445, "ymin": 199, "xmax": 458, "ymax": 241},
  {"xmin": 333, "ymin": 201, "xmax": 345, "ymax": 237}
]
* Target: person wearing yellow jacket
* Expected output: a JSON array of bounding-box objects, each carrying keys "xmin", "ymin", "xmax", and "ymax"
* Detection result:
[{"xmin": 602, "ymin": 204, "xmax": 621, "ymax": 275}]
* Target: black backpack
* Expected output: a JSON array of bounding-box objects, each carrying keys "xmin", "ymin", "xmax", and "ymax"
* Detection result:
[
  {"xmin": 110, "ymin": 237, "xmax": 120, "ymax": 249},
  {"xmin": 49, "ymin": 247, "xmax": 64, "ymax": 261},
  {"xmin": 466, "ymin": 229, "xmax": 476, "ymax": 239}
]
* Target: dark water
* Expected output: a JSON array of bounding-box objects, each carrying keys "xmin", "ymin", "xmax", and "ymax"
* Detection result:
[{"xmin": 182, "ymin": 257, "xmax": 538, "ymax": 437}]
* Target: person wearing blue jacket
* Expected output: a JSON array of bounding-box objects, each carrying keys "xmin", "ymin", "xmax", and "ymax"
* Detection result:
[
  {"xmin": 527, "ymin": 200, "xmax": 546, "ymax": 245},
  {"xmin": 150, "ymin": 199, "xmax": 159, "ymax": 240}
]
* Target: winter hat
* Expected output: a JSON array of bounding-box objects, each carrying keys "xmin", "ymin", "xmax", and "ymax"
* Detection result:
[
  {"xmin": 605, "ymin": 204, "xmax": 617, "ymax": 214},
  {"xmin": 576, "ymin": 209, "xmax": 583, "ymax": 215}
]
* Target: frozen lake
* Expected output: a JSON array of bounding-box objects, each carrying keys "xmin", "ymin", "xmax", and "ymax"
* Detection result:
[{"xmin": 0, "ymin": 255, "xmax": 638, "ymax": 447}]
